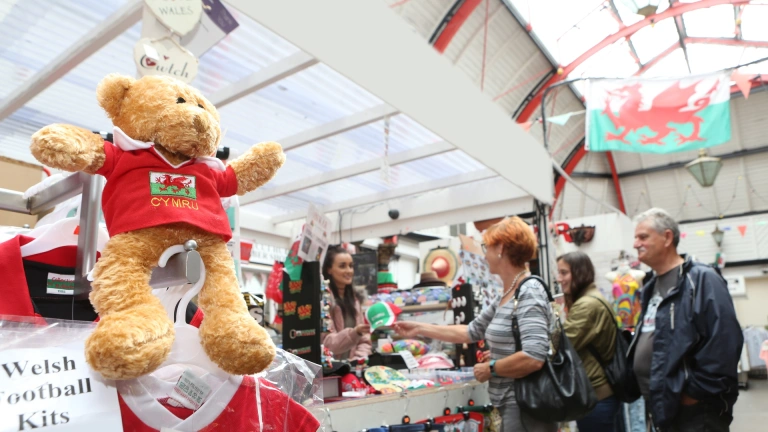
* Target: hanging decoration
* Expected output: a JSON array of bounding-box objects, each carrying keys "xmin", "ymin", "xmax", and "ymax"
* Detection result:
[
  {"xmin": 567, "ymin": 224, "xmax": 596, "ymax": 246},
  {"xmin": 133, "ymin": 37, "xmax": 199, "ymax": 83},
  {"xmin": 737, "ymin": 225, "xmax": 748, "ymax": 237},
  {"xmin": 380, "ymin": 116, "xmax": 391, "ymax": 184},
  {"xmin": 144, "ymin": 0, "xmax": 203, "ymax": 36},
  {"xmin": 422, "ymin": 248, "xmax": 459, "ymax": 285},
  {"xmin": 585, "ymin": 71, "xmax": 731, "ymax": 154},
  {"xmin": 731, "ymin": 69, "xmax": 757, "ymax": 99},
  {"xmin": 546, "ymin": 110, "xmax": 585, "ymax": 126}
]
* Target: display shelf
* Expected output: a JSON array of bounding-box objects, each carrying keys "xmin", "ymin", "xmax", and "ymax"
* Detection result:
[
  {"xmin": 319, "ymin": 381, "xmax": 490, "ymax": 430},
  {"xmin": 400, "ymin": 303, "xmax": 449, "ymax": 313}
]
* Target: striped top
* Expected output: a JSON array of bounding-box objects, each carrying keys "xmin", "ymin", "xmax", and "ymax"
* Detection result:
[{"xmin": 467, "ymin": 278, "xmax": 553, "ymax": 406}]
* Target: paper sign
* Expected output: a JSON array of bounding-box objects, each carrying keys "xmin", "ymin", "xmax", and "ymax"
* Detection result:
[
  {"xmin": 134, "ymin": 37, "xmax": 199, "ymax": 83},
  {"xmin": 181, "ymin": 0, "xmax": 239, "ymax": 56},
  {"xmin": 0, "ymin": 343, "xmax": 122, "ymax": 431},
  {"xmin": 141, "ymin": 0, "xmax": 238, "ymax": 57},
  {"xmin": 399, "ymin": 351, "xmax": 420, "ymax": 370},
  {"xmin": 297, "ymin": 203, "xmax": 332, "ymax": 263},
  {"xmin": 145, "ymin": 0, "xmax": 203, "ymax": 36}
]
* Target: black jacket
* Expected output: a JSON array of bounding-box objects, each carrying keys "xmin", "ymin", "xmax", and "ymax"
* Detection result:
[{"xmin": 625, "ymin": 255, "xmax": 743, "ymax": 429}]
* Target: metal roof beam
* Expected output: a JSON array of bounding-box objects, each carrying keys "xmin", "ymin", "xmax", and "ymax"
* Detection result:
[
  {"xmin": 227, "ymin": 0, "xmax": 554, "ymax": 203},
  {"xmin": 209, "ymin": 52, "xmax": 317, "ymax": 108},
  {"xmin": 239, "ymin": 141, "xmax": 455, "ymax": 205},
  {"xmin": 0, "ymin": 0, "xmax": 143, "ymax": 122},
  {"xmin": 430, "ymin": 0, "xmax": 483, "ymax": 53},
  {"xmin": 571, "ymin": 144, "xmax": 768, "ymax": 179},
  {"xmin": 280, "ymin": 103, "xmax": 399, "ymax": 152},
  {"xmin": 685, "ymin": 36, "xmax": 768, "ymax": 48},
  {"xmin": 607, "ymin": 0, "xmax": 642, "ymax": 67},
  {"xmin": 271, "ymin": 169, "xmax": 498, "ymax": 224},
  {"xmin": 635, "ymin": 42, "xmax": 679, "ymax": 75},
  {"xmin": 669, "ymin": 0, "xmax": 693, "ymax": 74},
  {"xmin": 516, "ymin": 0, "xmax": 752, "ymax": 122}
]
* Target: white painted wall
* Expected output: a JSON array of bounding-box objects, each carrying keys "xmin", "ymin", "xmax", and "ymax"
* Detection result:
[
  {"xmin": 678, "ymin": 215, "xmax": 768, "ymax": 265},
  {"xmin": 554, "ymin": 213, "xmax": 639, "ymax": 296}
]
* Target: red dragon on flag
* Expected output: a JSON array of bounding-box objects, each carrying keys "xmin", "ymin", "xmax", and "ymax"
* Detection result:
[{"xmin": 586, "ymin": 72, "xmax": 731, "ymax": 154}]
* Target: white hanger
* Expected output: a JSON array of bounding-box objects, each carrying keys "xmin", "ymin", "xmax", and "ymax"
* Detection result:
[
  {"xmin": 155, "ymin": 245, "xmax": 229, "ymax": 380},
  {"xmin": 20, "ymin": 217, "xmax": 109, "ymax": 257}
]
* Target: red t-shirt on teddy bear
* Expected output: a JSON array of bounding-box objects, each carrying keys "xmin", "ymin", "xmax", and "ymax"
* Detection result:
[{"xmin": 96, "ymin": 127, "xmax": 238, "ymax": 241}]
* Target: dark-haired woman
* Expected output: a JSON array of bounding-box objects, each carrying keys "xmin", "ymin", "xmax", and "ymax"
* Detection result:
[
  {"xmin": 320, "ymin": 246, "xmax": 371, "ymax": 360},
  {"xmin": 557, "ymin": 252, "xmax": 619, "ymax": 432}
]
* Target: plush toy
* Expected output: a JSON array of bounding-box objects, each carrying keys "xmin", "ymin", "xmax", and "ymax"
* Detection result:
[{"xmin": 30, "ymin": 74, "xmax": 286, "ymax": 380}]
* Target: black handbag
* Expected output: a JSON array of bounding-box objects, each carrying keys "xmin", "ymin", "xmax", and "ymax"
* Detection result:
[
  {"xmin": 586, "ymin": 296, "xmax": 637, "ymax": 403},
  {"xmin": 511, "ymin": 276, "xmax": 597, "ymax": 422}
]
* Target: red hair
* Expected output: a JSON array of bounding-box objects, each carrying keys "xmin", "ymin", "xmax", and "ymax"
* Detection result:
[{"xmin": 482, "ymin": 216, "xmax": 537, "ymax": 267}]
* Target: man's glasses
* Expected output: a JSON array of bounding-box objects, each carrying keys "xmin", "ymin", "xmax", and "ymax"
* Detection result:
[{"xmin": 481, "ymin": 243, "xmax": 487, "ymax": 254}]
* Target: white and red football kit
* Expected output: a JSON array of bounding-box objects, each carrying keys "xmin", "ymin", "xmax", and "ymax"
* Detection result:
[{"xmin": 117, "ymin": 374, "xmax": 320, "ymax": 432}]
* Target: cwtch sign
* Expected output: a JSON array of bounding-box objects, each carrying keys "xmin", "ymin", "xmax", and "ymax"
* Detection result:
[{"xmin": 0, "ymin": 344, "xmax": 122, "ymax": 431}]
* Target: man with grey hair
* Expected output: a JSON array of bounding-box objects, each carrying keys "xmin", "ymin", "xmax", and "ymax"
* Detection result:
[{"xmin": 624, "ymin": 208, "xmax": 742, "ymax": 431}]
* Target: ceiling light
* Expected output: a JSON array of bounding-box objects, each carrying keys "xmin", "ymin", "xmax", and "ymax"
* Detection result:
[
  {"xmin": 619, "ymin": 0, "xmax": 661, "ymax": 17},
  {"xmin": 685, "ymin": 149, "xmax": 722, "ymax": 188}
]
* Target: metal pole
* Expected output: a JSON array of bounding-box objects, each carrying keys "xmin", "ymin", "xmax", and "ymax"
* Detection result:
[{"xmin": 74, "ymin": 173, "xmax": 104, "ymax": 297}]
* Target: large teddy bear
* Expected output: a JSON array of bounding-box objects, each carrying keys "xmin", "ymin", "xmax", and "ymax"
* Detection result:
[{"xmin": 30, "ymin": 73, "xmax": 285, "ymax": 380}]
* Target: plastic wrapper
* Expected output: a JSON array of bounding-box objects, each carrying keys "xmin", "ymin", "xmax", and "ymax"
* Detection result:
[{"xmin": 0, "ymin": 316, "xmax": 324, "ymax": 431}]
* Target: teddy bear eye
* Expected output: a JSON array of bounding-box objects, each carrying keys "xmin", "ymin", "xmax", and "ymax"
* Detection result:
[
  {"xmin": 176, "ymin": 97, "xmax": 186, "ymax": 104},
  {"xmin": 197, "ymin": 103, "xmax": 204, "ymax": 109}
]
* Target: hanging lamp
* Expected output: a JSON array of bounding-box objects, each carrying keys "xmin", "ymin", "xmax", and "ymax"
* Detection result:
[
  {"xmin": 685, "ymin": 149, "xmax": 722, "ymax": 188},
  {"xmin": 618, "ymin": 0, "xmax": 661, "ymax": 17}
]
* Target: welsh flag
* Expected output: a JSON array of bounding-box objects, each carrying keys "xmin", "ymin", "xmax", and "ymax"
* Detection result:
[
  {"xmin": 585, "ymin": 72, "xmax": 731, "ymax": 154},
  {"xmin": 150, "ymin": 172, "xmax": 197, "ymax": 199}
]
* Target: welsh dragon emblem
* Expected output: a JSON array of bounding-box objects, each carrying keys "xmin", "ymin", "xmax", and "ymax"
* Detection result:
[{"xmin": 602, "ymin": 80, "xmax": 720, "ymax": 146}]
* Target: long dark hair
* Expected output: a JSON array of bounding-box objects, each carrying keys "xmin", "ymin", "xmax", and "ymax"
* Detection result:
[
  {"xmin": 557, "ymin": 251, "xmax": 596, "ymax": 310},
  {"xmin": 322, "ymin": 245, "xmax": 358, "ymax": 321}
]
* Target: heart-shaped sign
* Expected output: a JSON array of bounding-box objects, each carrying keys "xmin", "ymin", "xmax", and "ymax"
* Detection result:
[
  {"xmin": 144, "ymin": 0, "xmax": 202, "ymax": 36},
  {"xmin": 134, "ymin": 37, "xmax": 199, "ymax": 84}
]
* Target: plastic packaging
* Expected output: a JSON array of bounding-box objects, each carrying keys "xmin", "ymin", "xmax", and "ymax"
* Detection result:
[{"xmin": 0, "ymin": 316, "xmax": 323, "ymax": 432}]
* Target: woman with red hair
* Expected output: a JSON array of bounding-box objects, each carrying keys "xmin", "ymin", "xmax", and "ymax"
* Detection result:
[{"xmin": 395, "ymin": 217, "xmax": 556, "ymax": 431}]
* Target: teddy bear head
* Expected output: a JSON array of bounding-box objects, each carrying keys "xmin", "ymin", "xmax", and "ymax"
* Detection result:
[{"xmin": 96, "ymin": 73, "xmax": 220, "ymax": 159}]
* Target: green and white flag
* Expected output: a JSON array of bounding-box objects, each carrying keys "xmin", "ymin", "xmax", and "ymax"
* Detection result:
[
  {"xmin": 149, "ymin": 172, "xmax": 197, "ymax": 199},
  {"xmin": 585, "ymin": 72, "xmax": 731, "ymax": 154}
]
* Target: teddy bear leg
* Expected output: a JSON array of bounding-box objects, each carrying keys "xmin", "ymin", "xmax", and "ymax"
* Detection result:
[
  {"xmin": 85, "ymin": 229, "xmax": 175, "ymax": 380},
  {"xmin": 196, "ymin": 239, "xmax": 276, "ymax": 375}
]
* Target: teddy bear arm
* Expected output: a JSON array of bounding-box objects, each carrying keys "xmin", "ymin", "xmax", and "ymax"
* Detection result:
[
  {"xmin": 30, "ymin": 124, "xmax": 106, "ymax": 174},
  {"xmin": 228, "ymin": 142, "xmax": 286, "ymax": 195}
]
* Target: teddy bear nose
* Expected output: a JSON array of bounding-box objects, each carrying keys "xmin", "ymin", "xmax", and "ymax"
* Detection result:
[{"xmin": 193, "ymin": 114, "xmax": 206, "ymax": 134}]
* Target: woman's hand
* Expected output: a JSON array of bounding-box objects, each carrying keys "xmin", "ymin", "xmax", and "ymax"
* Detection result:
[
  {"xmin": 473, "ymin": 362, "xmax": 492, "ymax": 383},
  {"xmin": 392, "ymin": 321, "xmax": 422, "ymax": 338},
  {"xmin": 355, "ymin": 323, "xmax": 371, "ymax": 335}
]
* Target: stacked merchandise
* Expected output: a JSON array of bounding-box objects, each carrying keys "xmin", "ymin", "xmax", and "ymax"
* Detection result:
[{"xmin": 377, "ymin": 271, "xmax": 398, "ymax": 293}]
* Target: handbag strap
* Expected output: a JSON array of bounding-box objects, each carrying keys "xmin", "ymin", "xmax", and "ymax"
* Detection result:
[
  {"xmin": 511, "ymin": 275, "xmax": 555, "ymax": 354},
  {"xmin": 585, "ymin": 294, "xmax": 619, "ymax": 367}
]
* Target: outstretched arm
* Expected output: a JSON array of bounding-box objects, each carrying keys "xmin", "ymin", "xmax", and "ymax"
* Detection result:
[
  {"xmin": 228, "ymin": 142, "xmax": 286, "ymax": 195},
  {"xmin": 31, "ymin": 124, "xmax": 106, "ymax": 174}
]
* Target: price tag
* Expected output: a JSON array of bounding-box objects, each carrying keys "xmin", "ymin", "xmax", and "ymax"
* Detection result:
[
  {"xmin": 399, "ymin": 351, "xmax": 420, "ymax": 370},
  {"xmin": 170, "ymin": 369, "xmax": 212, "ymax": 410}
]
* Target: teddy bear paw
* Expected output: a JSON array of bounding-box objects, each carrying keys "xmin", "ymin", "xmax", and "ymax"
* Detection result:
[
  {"xmin": 84, "ymin": 309, "xmax": 175, "ymax": 380},
  {"xmin": 199, "ymin": 313, "xmax": 276, "ymax": 375}
]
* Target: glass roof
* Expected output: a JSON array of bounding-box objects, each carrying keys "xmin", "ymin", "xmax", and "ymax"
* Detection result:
[{"xmin": 505, "ymin": 0, "xmax": 768, "ymax": 87}]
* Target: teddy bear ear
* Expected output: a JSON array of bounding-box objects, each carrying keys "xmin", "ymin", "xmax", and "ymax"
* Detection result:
[{"xmin": 96, "ymin": 74, "xmax": 136, "ymax": 119}]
